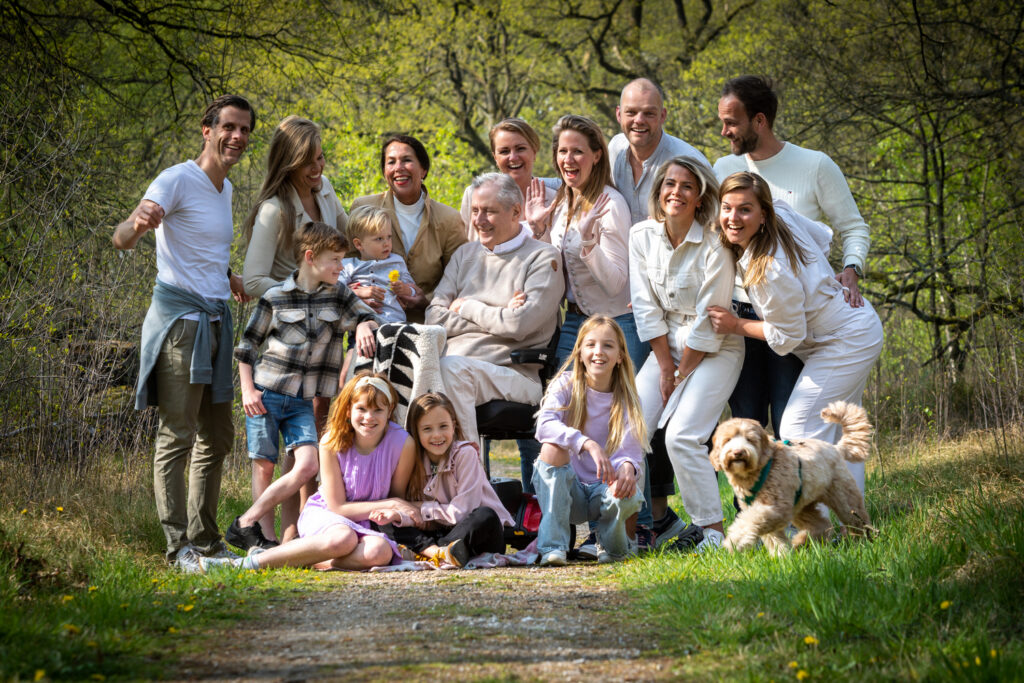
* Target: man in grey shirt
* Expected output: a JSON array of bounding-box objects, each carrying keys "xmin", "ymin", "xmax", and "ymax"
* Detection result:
[{"xmin": 608, "ymin": 78, "xmax": 711, "ymax": 225}]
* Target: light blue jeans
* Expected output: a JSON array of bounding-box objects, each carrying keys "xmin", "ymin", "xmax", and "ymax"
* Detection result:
[{"xmin": 532, "ymin": 460, "xmax": 644, "ymax": 560}]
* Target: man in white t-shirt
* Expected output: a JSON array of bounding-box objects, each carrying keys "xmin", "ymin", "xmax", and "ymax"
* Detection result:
[
  {"xmin": 608, "ymin": 78, "xmax": 711, "ymax": 226},
  {"xmin": 713, "ymin": 75, "xmax": 871, "ymax": 435},
  {"xmin": 113, "ymin": 95, "xmax": 255, "ymax": 571}
]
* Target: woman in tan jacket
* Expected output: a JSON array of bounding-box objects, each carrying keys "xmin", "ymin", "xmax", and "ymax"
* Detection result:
[{"xmin": 350, "ymin": 134, "xmax": 466, "ymax": 323}]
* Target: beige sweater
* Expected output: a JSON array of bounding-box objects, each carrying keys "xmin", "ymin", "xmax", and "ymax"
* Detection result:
[{"xmin": 426, "ymin": 236, "xmax": 564, "ymax": 378}]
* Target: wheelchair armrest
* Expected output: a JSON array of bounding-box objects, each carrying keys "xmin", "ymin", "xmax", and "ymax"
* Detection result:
[{"xmin": 509, "ymin": 348, "xmax": 551, "ymax": 365}]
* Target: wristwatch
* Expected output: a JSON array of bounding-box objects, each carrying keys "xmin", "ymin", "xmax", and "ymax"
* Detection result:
[{"xmin": 843, "ymin": 263, "xmax": 863, "ymax": 278}]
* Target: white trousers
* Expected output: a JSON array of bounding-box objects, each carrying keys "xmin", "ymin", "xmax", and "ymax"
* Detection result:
[
  {"xmin": 781, "ymin": 301, "xmax": 884, "ymax": 494},
  {"xmin": 636, "ymin": 335, "xmax": 744, "ymax": 527},
  {"xmin": 439, "ymin": 356, "xmax": 542, "ymax": 444}
]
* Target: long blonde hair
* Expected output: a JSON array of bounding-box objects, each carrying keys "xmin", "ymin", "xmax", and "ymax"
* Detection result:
[
  {"xmin": 548, "ymin": 316, "xmax": 648, "ymax": 455},
  {"xmin": 403, "ymin": 392, "xmax": 466, "ymax": 502},
  {"xmin": 718, "ymin": 172, "xmax": 809, "ymax": 286},
  {"xmin": 242, "ymin": 116, "xmax": 324, "ymax": 258},
  {"xmin": 550, "ymin": 115, "xmax": 611, "ymax": 224}
]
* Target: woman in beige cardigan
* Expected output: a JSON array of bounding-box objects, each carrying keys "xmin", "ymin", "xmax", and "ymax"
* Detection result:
[
  {"xmin": 241, "ymin": 116, "xmax": 348, "ymax": 299},
  {"xmin": 350, "ymin": 134, "xmax": 466, "ymax": 323},
  {"xmin": 240, "ymin": 115, "xmax": 350, "ymax": 544}
]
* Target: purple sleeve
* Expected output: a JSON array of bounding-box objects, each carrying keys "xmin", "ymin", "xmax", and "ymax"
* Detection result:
[
  {"xmin": 607, "ymin": 422, "xmax": 644, "ymax": 476},
  {"xmin": 534, "ymin": 373, "xmax": 590, "ymax": 455}
]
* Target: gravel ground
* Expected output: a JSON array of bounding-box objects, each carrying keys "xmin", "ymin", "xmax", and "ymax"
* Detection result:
[{"xmin": 174, "ymin": 562, "xmax": 680, "ymax": 682}]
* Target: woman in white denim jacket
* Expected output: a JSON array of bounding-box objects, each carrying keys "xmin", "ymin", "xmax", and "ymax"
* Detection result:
[
  {"xmin": 629, "ymin": 156, "xmax": 745, "ymax": 552},
  {"xmin": 708, "ymin": 171, "xmax": 883, "ymax": 494}
]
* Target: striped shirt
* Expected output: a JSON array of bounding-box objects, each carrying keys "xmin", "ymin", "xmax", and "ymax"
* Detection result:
[{"xmin": 234, "ymin": 272, "xmax": 379, "ymax": 398}]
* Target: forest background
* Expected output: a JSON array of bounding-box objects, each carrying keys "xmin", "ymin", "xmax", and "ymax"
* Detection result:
[{"xmin": 1, "ymin": 0, "xmax": 1022, "ymax": 472}]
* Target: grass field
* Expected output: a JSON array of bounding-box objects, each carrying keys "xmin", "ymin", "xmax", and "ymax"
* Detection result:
[{"xmin": 1, "ymin": 429, "xmax": 1021, "ymax": 680}]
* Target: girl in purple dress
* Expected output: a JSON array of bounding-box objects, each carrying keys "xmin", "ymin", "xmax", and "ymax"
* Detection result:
[{"xmin": 201, "ymin": 373, "xmax": 419, "ymax": 572}]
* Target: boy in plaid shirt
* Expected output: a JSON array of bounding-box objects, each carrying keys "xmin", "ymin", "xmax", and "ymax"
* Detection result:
[{"xmin": 227, "ymin": 221, "xmax": 381, "ymax": 551}]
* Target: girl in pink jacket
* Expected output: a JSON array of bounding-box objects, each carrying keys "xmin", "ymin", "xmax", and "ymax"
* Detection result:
[{"xmin": 379, "ymin": 392, "xmax": 514, "ymax": 566}]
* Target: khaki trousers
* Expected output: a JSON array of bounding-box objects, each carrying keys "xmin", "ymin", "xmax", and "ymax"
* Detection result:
[{"xmin": 153, "ymin": 318, "xmax": 233, "ymax": 561}]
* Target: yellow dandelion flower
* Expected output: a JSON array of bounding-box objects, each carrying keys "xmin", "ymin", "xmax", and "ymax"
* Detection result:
[
  {"xmin": 178, "ymin": 604, "xmax": 194, "ymax": 612},
  {"xmin": 152, "ymin": 601, "xmax": 161, "ymax": 607},
  {"xmin": 788, "ymin": 661, "xmax": 799, "ymax": 669},
  {"xmin": 991, "ymin": 649, "xmax": 998, "ymax": 658},
  {"xmin": 61, "ymin": 595, "xmax": 74, "ymax": 604},
  {"xmin": 20, "ymin": 508, "xmax": 27, "ymax": 515},
  {"xmin": 86, "ymin": 640, "xmax": 98, "ymax": 648},
  {"xmin": 151, "ymin": 578, "xmax": 159, "ymax": 585},
  {"xmin": 757, "ymin": 612, "xmax": 765, "ymax": 618},
  {"xmin": 796, "ymin": 670, "xmax": 809, "ymax": 680},
  {"xmin": 90, "ymin": 675, "xmax": 105, "ymax": 681},
  {"xmin": 120, "ymin": 603, "xmax": 129, "ymax": 609},
  {"xmin": 63, "ymin": 624, "xmax": 80, "ymax": 634},
  {"xmin": 56, "ymin": 506, "xmax": 64, "ymax": 512},
  {"xmin": 388, "ymin": 269, "xmax": 400, "ymax": 283},
  {"xmin": 940, "ymin": 600, "xmax": 951, "ymax": 610},
  {"xmin": 167, "ymin": 626, "xmax": 178, "ymax": 634},
  {"xmin": 975, "ymin": 656, "xmax": 981, "ymax": 666},
  {"xmin": 804, "ymin": 636, "xmax": 818, "ymax": 645},
  {"xmin": 34, "ymin": 670, "xmax": 45, "ymax": 682},
  {"xmin": 726, "ymin": 593, "xmax": 734, "ymax": 599},
  {"xmin": 88, "ymin": 586, "xmax": 98, "ymax": 592}
]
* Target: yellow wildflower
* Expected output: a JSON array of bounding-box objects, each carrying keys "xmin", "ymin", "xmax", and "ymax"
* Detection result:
[
  {"xmin": 804, "ymin": 636, "xmax": 818, "ymax": 645},
  {"xmin": 56, "ymin": 506, "xmax": 64, "ymax": 512},
  {"xmin": 991, "ymin": 649, "xmax": 998, "ymax": 658},
  {"xmin": 90, "ymin": 675, "xmax": 106, "ymax": 681},
  {"xmin": 86, "ymin": 640, "xmax": 98, "ymax": 648},
  {"xmin": 177, "ymin": 603, "xmax": 194, "ymax": 612},
  {"xmin": 120, "ymin": 603, "xmax": 129, "ymax": 609},
  {"xmin": 757, "ymin": 612, "xmax": 765, "ymax": 618},
  {"xmin": 796, "ymin": 670, "xmax": 809, "ymax": 680},
  {"xmin": 788, "ymin": 661, "xmax": 799, "ymax": 669},
  {"xmin": 63, "ymin": 624, "xmax": 80, "ymax": 634},
  {"xmin": 726, "ymin": 593, "xmax": 734, "ymax": 599},
  {"xmin": 388, "ymin": 269, "xmax": 400, "ymax": 283},
  {"xmin": 975, "ymin": 656, "xmax": 981, "ymax": 666},
  {"xmin": 34, "ymin": 671, "xmax": 45, "ymax": 682},
  {"xmin": 88, "ymin": 586, "xmax": 98, "ymax": 592},
  {"xmin": 940, "ymin": 600, "xmax": 951, "ymax": 610},
  {"xmin": 61, "ymin": 595, "xmax": 74, "ymax": 604},
  {"xmin": 168, "ymin": 626, "xmax": 178, "ymax": 634},
  {"xmin": 20, "ymin": 508, "xmax": 27, "ymax": 514}
]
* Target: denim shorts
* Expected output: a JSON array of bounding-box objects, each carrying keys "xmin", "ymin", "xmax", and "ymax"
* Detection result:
[{"xmin": 244, "ymin": 388, "xmax": 318, "ymax": 463}]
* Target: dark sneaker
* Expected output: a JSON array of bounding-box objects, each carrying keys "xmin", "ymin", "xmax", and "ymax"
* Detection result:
[
  {"xmin": 575, "ymin": 532, "xmax": 599, "ymax": 561},
  {"xmin": 664, "ymin": 524, "xmax": 705, "ymax": 553},
  {"xmin": 440, "ymin": 538, "xmax": 470, "ymax": 568},
  {"xmin": 203, "ymin": 542, "xmax": 241, "ymax": 559},
  {"xmin": 652, "ymin": 508, "xmax": 687, "ymax": 548},
  {"xmin": 225, "ymin": 516, "xmax": 275, "ymax": 551},
  {"xmin": 635, "ymin": 525, "xmax": 656, "ymax": 553}
]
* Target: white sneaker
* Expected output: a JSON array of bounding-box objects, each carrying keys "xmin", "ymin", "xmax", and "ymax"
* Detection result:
[
  {"xmin": 174, "ymin": 545, "xmax": 204, "ymax": 574},
  {"xmin": 696, "ymin": 528, "xmax": 725, "ymax": 554},
  {"xmin": 199, "ymin": 555, "xmax": 242, "ymax": 572},
  {"xmin": 539, "ymin": 549, "xmax": 567, "ymax": 567},
  {"xmin": 204, "ymin": 542, "xmax": 240, "ymax": 559}
]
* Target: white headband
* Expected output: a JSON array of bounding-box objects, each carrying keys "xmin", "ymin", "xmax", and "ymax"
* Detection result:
[{"xmin": 355, "ymin": 376, "xmax": 392, "ymax": 405}]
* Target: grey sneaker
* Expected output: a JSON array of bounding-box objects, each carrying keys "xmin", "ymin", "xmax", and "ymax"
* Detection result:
[
  {"xmin": 652, "ymin": 508, "xmax": 687, "ymax": 548},
  {"xmin": 575, "ymin": 533, "xmax": 598, "ymax": 561},
  {"xmin": 199, "ymin": 555, "xmax": 242, "ymax": 572},
  {"xmin": 174, "ymin": 545, "xmax": 203, "ymax": 574},
  {"xmin": 539, "ymin": 549, "xmax": 567, "ymax": 567}
]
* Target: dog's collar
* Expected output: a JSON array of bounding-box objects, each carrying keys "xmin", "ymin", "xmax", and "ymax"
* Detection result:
[{"xmin": 743, "ymin": 441, "xmax": 803, "ymax": 507}]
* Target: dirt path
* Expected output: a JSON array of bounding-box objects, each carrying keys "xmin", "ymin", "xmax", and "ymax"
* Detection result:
[{"xmin": 176, "ymin": 564, "xmax": 679, "ymax": 681}]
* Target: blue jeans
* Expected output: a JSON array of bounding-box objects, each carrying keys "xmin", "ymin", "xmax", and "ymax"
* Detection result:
[
  {"xmin": 727, "ymin": 303, "xmax": 804, "ymax": 438},
  {"xmin": 555, "ymin": 309, "xmax": 654, "ymax": 528},
  {"xmin": 532, "ymin": 460, "xmax": 644, "ymax": 559},
  {"xmin": 244, "ymin": 388, "xmax": 318, "ymax": 462}
]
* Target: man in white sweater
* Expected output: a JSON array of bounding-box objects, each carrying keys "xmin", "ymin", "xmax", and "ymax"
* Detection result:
[
  {"xmin": 713, "ymin": 75, "xmax": 871, "ymax": 435},
  {"xmin": 427, "ymin": 173, "xmax": 564, "ymax": 443}
]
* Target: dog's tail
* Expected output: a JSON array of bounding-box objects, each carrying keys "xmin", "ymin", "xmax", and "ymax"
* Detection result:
[{"xmin": 821, "ymin": 401, "xmax": 872, "ymax": 463}]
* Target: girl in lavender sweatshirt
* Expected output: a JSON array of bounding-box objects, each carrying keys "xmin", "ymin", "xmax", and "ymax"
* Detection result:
[{"xmin": 533, "ymin": 315, "xmax": 649, "ymax": 566}]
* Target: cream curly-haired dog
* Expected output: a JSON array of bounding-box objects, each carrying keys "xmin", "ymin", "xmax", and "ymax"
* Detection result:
[{"xmin": 710, "ymin": 401, "xmax": 873, "ymax": 555}]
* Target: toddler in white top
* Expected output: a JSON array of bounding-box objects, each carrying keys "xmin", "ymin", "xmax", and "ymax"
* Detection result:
[{"xmin": 340, "ymin": 206, "xmax": 422, "ymax": 323}]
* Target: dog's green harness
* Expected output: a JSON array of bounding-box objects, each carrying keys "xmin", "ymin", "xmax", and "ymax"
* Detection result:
[{"xmin": 742, "ymin": 440, "xmax": 803, "ymax": 506}]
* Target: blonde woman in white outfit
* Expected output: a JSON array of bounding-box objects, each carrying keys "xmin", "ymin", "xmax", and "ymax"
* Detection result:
[
  {"xmin": 630, "ymin": 156, "xmax": 744, "ymax": 552},
  {"xmin": 708, "ymin": 172, "xmax": 883, "ymax": 494}
]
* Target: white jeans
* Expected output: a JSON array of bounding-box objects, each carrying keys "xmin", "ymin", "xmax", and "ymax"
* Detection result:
[
  {"xmin": 636, "ymin": 335, "xmax": 744, "ymax": 527},
  {"xmin": 782, "ymin": 300, "xmax": 884, "ymax": 494},
  {"xmin": 439, "ymin": 355, "xmax": 542, "ymax": 443}
]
